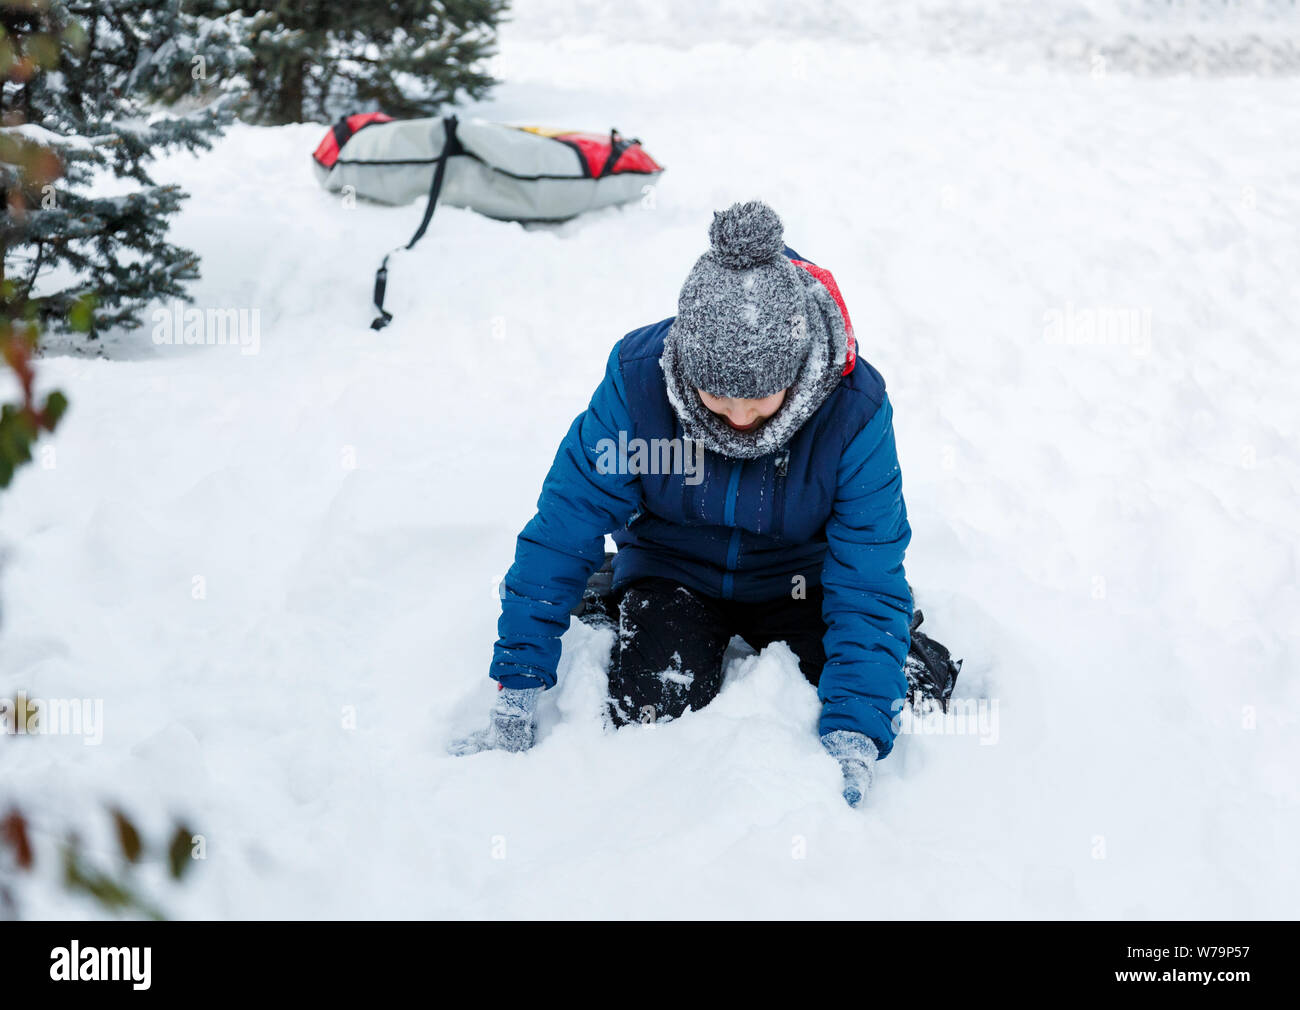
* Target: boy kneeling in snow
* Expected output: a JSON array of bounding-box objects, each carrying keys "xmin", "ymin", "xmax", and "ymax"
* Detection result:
[{"xmin": 452, "ymin": 200, "xmax": 920, "ymax": 807}]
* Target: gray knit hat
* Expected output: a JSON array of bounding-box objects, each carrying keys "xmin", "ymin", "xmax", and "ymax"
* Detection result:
[
  {"xmin": 660, "ymin": 200, "xmax": 851, "ymax": 460},
  {"xmin": 674, "ymin": 200, "xmax": 812, "ymax": 399}
]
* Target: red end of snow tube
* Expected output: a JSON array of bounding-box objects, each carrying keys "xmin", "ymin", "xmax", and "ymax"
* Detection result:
[
  {"xmin": 312, "ymin": 112, "xmax": 395, "ymax": 169},
  {"xmin": 539, "ymin": 128, "xmax": 664, "ymax": 179}
]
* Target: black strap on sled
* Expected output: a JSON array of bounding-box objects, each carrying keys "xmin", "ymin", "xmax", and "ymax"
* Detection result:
[
  {"xmin": 598, "ymin": 128, "xmax": 639, "ymax": 178},
  {"xmin": 370, "ymin": 114, "xmax": 460, "ymax": 331},
  {"xmin": 331, "ymin": 116, "xmax": 355, "ymax": 152}
]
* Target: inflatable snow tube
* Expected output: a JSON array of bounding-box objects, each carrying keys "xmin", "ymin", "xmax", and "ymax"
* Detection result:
[{"xmin": 313, "ymin": 113, "xmax": 664, "ymax": 222}]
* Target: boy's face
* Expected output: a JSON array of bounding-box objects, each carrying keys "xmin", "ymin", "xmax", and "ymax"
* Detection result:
[{"xmin": 695, "ymin": 388, "xmax": 788, "ymax": 433}]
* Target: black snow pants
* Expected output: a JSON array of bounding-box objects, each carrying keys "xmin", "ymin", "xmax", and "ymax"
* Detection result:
[{"xmin": 604, "ymin": 576, "xmax": 827, "ymax": 726}]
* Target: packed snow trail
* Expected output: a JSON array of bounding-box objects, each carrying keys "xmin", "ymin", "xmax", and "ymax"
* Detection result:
[{"xmin": 1, "ymin": 1, "xmax": 1297, "ymax": 917}]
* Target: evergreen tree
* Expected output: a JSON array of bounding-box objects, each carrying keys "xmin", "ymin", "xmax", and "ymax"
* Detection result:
[
  {"xmin": 1, "ymin": 0, "xmax": 250, "ymax": 338},
  {"xmin": 196, "ymin": 0, "xmax": 508, "ymax": 125},
  {"xmin": 1, "ymin": 4, "xmax": 205, "ymax": 920},
  {"xmin": 2, "ymin": 0, "xmax": 70, "ymax": 483}
]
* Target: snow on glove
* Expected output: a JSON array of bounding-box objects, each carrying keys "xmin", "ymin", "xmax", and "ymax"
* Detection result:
[
  {"xmin": 447, "ymin": 686, "xmax": 543, "ymax": 756},
  {"xmin": 821, "ymin": 729, "xmax": 879, "ymax": 808}
]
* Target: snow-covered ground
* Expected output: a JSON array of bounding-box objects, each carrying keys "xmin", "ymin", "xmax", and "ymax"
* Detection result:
[{"xmin": 2, "ymin": 1, "xmax": 1298, "ymax": 918}]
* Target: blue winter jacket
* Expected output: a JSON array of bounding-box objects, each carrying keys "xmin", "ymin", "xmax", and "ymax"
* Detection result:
[{"xmin": 491, "ymin": 248, "xmax": 913, "ymax": 756}]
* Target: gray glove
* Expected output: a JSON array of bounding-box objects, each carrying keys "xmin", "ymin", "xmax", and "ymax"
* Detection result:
[
  {"xmin": 821, "ymin": 729, "xmax": 879, "ymax": 808},
  {"xmin": 447, "ymin": 686, "xmax": 542, "ymax": 756}
]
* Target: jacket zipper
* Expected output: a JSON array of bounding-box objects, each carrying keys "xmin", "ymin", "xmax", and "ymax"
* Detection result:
[
  {"xmin": 721, "ymin": 459, "xmax": 743, "ymax": 599},
  {"xmin": 771, "ymin": 451, "xmax": 790, "ymax": 538}
]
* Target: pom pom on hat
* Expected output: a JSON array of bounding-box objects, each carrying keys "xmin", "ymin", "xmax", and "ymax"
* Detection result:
[{"xmin": 707, "ymin": 200, "xmax": 786, "ymax": 270}]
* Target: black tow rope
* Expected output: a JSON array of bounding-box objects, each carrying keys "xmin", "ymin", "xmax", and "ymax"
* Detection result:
[{"xmin": 370, "ymin": 114, "xmax": 459, "ymax": 331}]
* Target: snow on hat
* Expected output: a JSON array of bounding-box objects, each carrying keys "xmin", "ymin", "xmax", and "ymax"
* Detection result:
[{"xmin": 674, "ymin": 200, "xmax": 812, "ymax": 400}]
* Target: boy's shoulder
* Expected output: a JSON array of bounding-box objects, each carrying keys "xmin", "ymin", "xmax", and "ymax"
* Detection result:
[
  {"xmin": 839, "ymin": 351, "xmax": 887, "ymax": 411},
  {"xmin": 617, "ymin": 316, "xmax": 675, "ymax": 365}
]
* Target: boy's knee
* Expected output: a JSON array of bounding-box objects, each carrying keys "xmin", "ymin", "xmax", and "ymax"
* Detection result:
[
  {"xmin": 605, "ymin": 695, "xmax": 666, "ymax": 729},
  {"xmin": 606, "ymin": 659, "xmax": 696, "ymax": 726}
]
